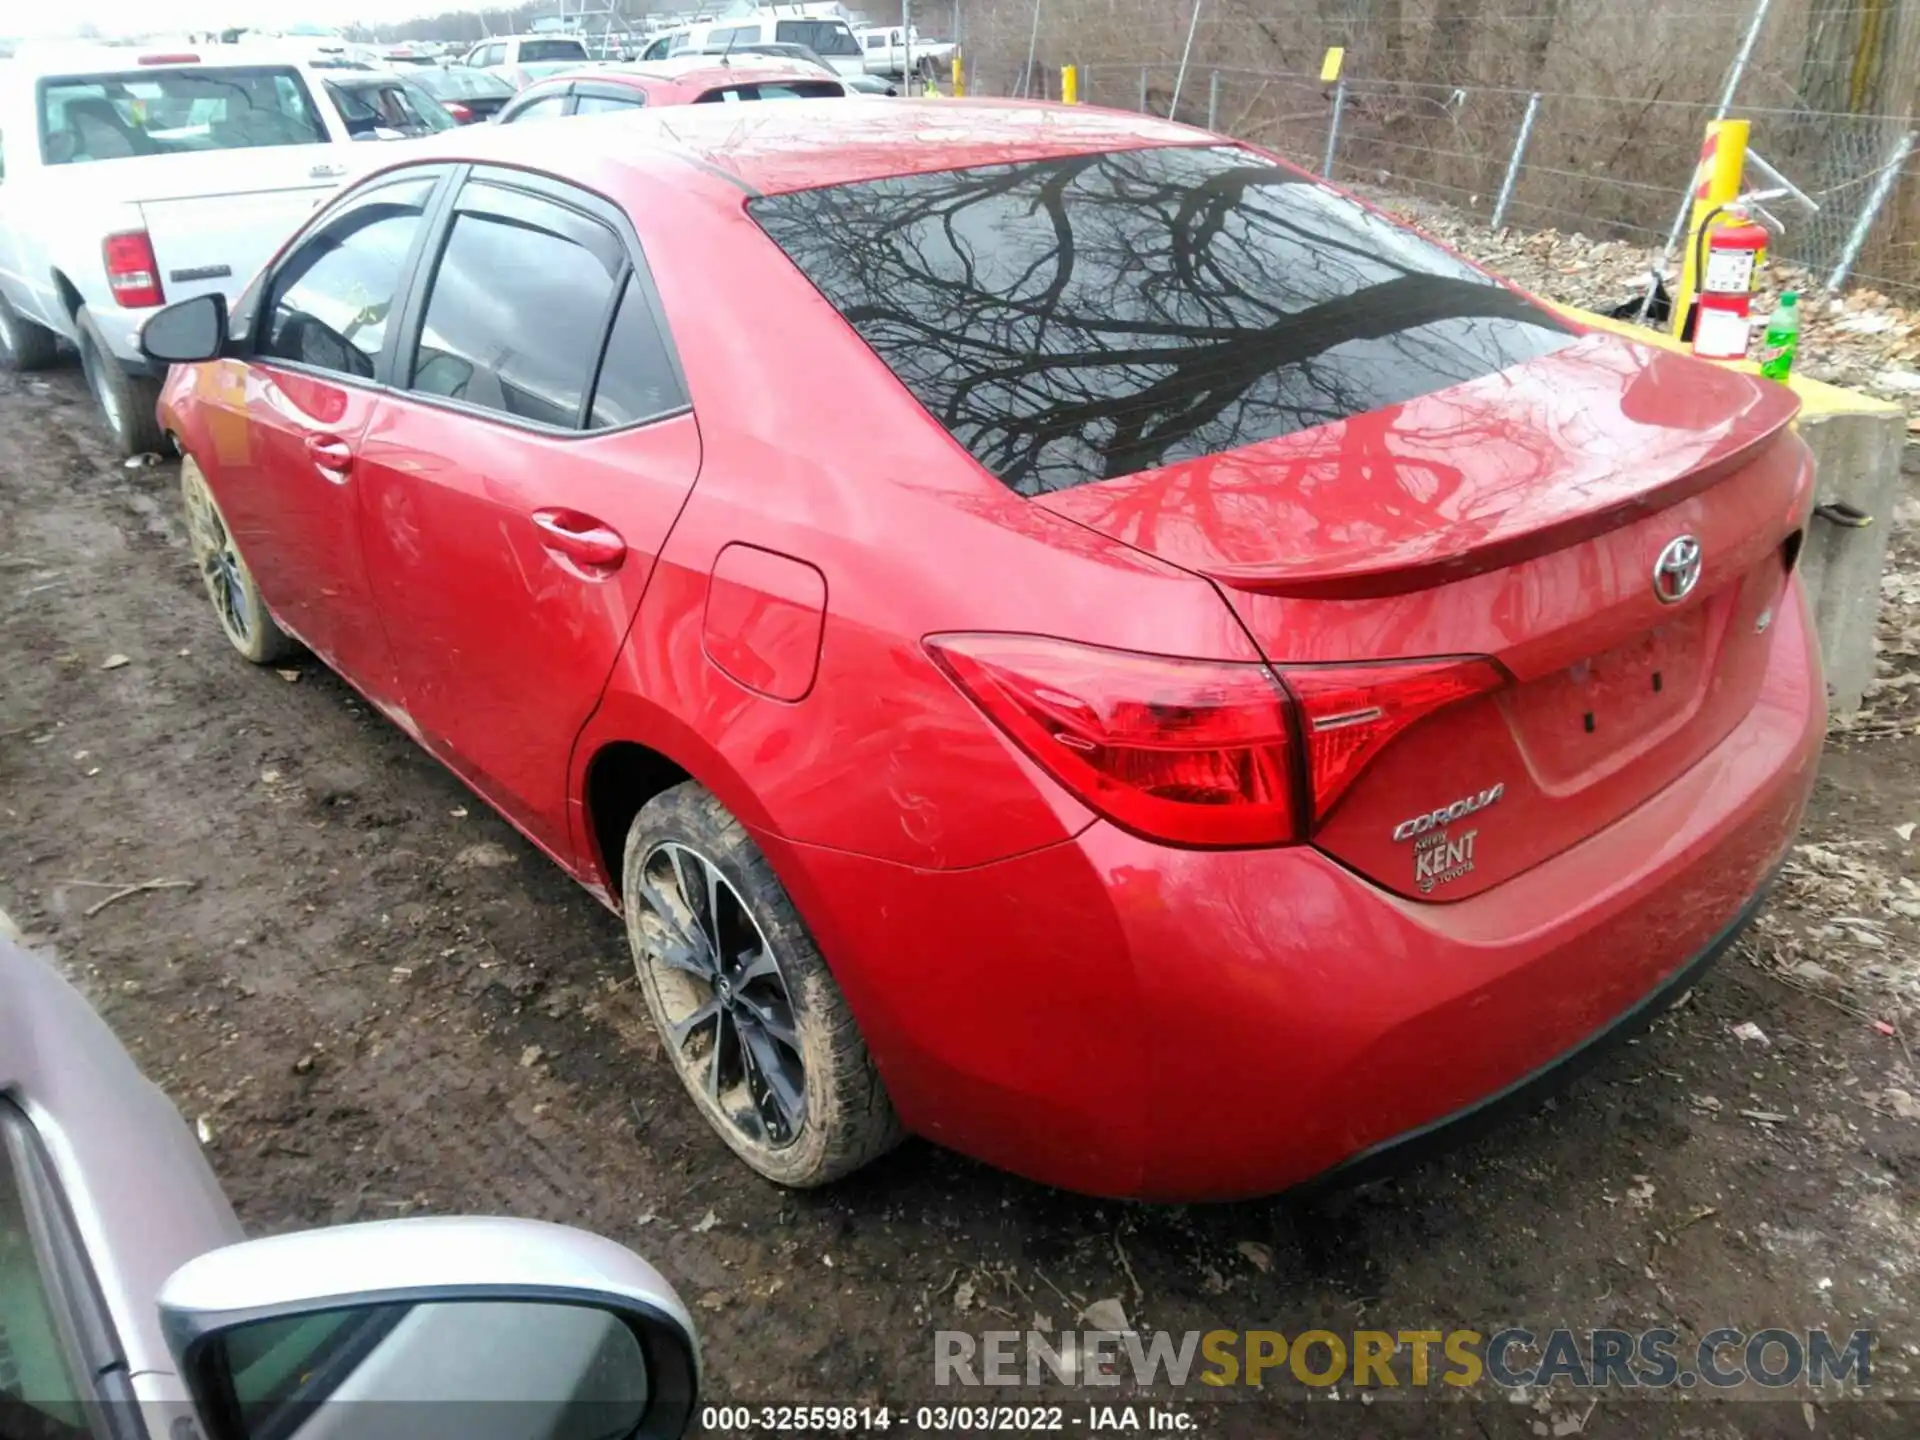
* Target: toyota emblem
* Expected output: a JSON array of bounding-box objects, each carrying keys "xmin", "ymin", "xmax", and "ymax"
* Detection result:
[{"xmin": 1652, "ymin": 535, "xmax": 1703, "ymax": 605}]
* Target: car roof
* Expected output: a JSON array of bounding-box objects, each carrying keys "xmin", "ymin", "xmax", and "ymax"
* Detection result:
[{"xmin": 406, "ymin": 97, "xmax": 1206, "ymax": 197}]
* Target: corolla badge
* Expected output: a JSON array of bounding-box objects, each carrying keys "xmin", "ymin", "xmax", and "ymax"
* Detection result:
[
  {"xmin": 1391, "ymin": 783, "xmax": 1504, "ymax": 843},
  {"xmin": 1652, "ymin": 534, "xmax": 1704, "ymax": 605}
]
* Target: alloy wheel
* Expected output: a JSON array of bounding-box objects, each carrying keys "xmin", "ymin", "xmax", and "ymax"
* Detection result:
[
  {"xmin": 182, "ymin": 468, "xmax": 253, "ymax": 646},
  {"xmin": 632, "ymin": 841, "xmax": 807, "ymax": 1148}
]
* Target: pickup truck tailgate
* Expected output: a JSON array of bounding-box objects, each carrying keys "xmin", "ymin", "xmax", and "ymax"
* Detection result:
[{"xmin": 133, "ymin": 150, "xmax": 352, "ymax": 301}]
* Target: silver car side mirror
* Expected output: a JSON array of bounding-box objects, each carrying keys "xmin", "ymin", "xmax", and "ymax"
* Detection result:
[{"xmin": 157, "ymin": 1216, "xmax": 699, "ymax": 1440}]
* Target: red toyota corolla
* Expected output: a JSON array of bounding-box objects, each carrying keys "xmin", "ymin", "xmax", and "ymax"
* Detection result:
[{"xmin": 140, "ymin": 100, "xmax": 1823, "ymax": 1199}]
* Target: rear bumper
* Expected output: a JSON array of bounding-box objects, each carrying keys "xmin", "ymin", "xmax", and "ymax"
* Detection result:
[
  {"xmin": 768, "ymin": 580, "xmax": 1825, "ymax": 1199},
  {"xmin": 1298, "ymin": 868, "xmax": 1774, "ymax": 1196}
]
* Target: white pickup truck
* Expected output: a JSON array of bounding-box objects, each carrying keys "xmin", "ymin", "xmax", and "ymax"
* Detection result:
[
  {"xmin": 854, "ymin": 25, "xmax": 955, "ymax": 80},
  {"xmin": 0, "ymin": 46, "xmax": 363, "ymax": 455}
]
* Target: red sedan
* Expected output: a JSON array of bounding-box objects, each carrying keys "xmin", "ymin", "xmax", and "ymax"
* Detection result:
[
  {"xmin": 494, "ymin": 56, "xmax": 851, "ymax": 120},
  {"xmin": 140, "ymin": 101, "xmax": 1823, "ymax": 1199}
]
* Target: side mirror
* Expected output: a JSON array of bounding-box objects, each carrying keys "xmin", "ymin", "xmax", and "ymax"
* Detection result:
[
  {"xmin": 159, "ymin": 1216, "xmax": 699, "ymax": 1440},
  {"xmin": 139, "ymin": 293, "xmax": 229, "ymax": 366}
]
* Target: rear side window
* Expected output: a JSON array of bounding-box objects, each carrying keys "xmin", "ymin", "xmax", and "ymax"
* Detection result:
[
  {"xmin": 588, "ymin": 275, "xmax": 681, "ymax": 428},
  {"xmin": 259, "ymin": 178, "xmax": 436, "ymax": 379},
  {"xmin": 752, "ymin": 145, "xmax": 1572, "ymax": 497},
  {"xmin": 409, "ymin": 186, "xmax": 620, "ymax": 428}
]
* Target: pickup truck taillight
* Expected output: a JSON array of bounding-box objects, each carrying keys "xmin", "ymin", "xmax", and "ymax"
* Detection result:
[{"xmin": 102, "ymin": 232, "xmax": 165, "ymax": 309}]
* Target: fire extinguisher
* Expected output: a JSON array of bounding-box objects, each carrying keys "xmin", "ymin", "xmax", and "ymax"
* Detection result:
[{"xmin": 1687, "ymin": 209, "xmax": 1770, "ymax": 360}]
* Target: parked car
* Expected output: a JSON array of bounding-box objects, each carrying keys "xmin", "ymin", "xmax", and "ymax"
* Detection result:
[
  {"xmin": 639, "ymin": 14, "xmax": 865, "ymax": 78},
  {"xmin": 324, "ymin": 72, "xmax": 459, "ymax": 139},
  {"xmin": 0, "ymin": 45, "xmax": 362, "ymax": 457},
  {"xmin": 0, "ymin": 934, "xmax": 700, "ymax": 1439},
  {"xmin": 496, "ymin": 56, "xmax": 849, "ymax": 119},
  {"xmin": 410, "ymin": 64, "xmax": 520, "ymax": 123},
  {"xmin": 693, "ymin": 41, "xmax": 896, "ymax": 95},
  {"xmin": 459, "ymin": 33, "xmax": 596, "ymax": 89},
  {"xmin": 380, "ymin": 45, "xmax": 441, "ymax": 68},
  {"xmin": 854, "ymin": 24, "xmax": 954, "ymax": 80},
  {"xmin": 140, "ymin": 101, "xmax": 1824, "ymax": 1200}
]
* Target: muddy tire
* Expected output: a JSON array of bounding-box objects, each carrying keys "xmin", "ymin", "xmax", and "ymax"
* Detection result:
[
  {"xmin": 180, "ymin": 455, "xmax": 301, "ymax": 666},
  {"xmin": 75, "ymin": 306, "xmax": 164, "ymax": 459},
  {"xmin": 623, "ymin": 782, "xmax": 900, "ymax": 1186},
  {"xmin": 0, "ymin": 293, "xmax": 59, "ymax": 373}
]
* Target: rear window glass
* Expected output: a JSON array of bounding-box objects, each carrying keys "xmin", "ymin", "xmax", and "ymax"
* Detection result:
[
  {"xmin": 521, "ymin": 39, "xmax": 590, "ymax": 62},
  {"xmin": 695, "ymin": 81, "xmax": 842, "ymax": 102},
  {"xmin": 416, "ymin": 68, "xmax": 515, "ymax": 101},
  {"xmin": 776, "ymin": 20, "xmax": 860, "ymax": 56},
  {"xmin": 39, "ymin": 67, "xmax": 327, "ymax": 163},
  {"xmin": 751, "ymin": 145, "xmax": 1573, "ymax": 497}
]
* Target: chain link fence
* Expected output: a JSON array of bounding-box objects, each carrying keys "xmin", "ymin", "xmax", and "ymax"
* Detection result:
[{"xmin": 954, "ymin": 0, "xmax": 1920, "ymax": 297}]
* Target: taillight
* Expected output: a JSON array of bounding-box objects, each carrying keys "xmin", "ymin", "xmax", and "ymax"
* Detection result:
[
  {"xmin": 926, "ymin": 635, "xmax": 1297, "ymax": 847},
  {"xmin": 1281, "ymin": 658, "xmax": 1507, "ymax": 822},
  {"xmin": 928, "ymin": 635, "xmax": 1506, "ymax": 849},
  {"xmin": 102, "ymin": 231, "xmax": 165, "ymax": 309},
  {"xmin": 444, "ymin": 101, "xmax": 473, "ymax": 121}
]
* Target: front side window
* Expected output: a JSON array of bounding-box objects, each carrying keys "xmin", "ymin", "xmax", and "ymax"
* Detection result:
[
  {"xmin": 753, "ymin": 144, "xmax": 1572, "ymax": 497},
  {"xmin": 0, "ymin": 1117, "xmax": 87, "ymax": 1440},
  {"xmin": 258, "ymin": 178, "xmax": 435, "ymax": 380},
  {"xmin": 409, "ymin": 188, "xmax": 619, "ymax": 429},
  {"xmin": 38, "ymin": 67, "xmax": 327, "ymax": 163}
]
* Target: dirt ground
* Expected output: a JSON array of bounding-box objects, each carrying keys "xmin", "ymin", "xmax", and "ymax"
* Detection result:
[{"xmin": 2, "ymin": 360, "xmax": 1918, "ymax": 1439}]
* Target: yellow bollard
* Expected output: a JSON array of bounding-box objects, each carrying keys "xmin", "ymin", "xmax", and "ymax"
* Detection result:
[
  {"xmin": 1062, "ymin": 64, "xmax": 1079, "ymax": 105},
  {"xmin": 952, "ymin": 52, "xmax": 965, "ymax": 98},
  {"xmin": 1673, "ymin": 117, "xmax": 1750, "ymax": 340}
]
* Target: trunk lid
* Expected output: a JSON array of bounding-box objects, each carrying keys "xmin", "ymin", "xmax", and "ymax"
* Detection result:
[{"xmin": 1036, "ymin": 333, "xmax": 1812, "ymax": 900}]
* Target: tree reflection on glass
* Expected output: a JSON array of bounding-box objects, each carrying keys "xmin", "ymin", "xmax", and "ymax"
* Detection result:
[{"xmin": 753, "ymin": 145, "xmax": 1573, "ymax": 497}]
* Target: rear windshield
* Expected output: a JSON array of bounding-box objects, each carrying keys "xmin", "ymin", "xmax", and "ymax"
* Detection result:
[
  {"xmin": 39, "ymin": 67, "xmax": 328, "ymax": 162},
  {"xmin": 416, "ymin": 68, "xmax": 515, "ymax": 100},
  {"xmin": 521, "ymin": 39, "xmax": 590, "ymax": 62},
  {"xmin": 751, "ymin": 145, "xmax": 1573, "ymax": 496},
  {"xmin": 776, "ymin": 20, "xmax": 860, "ymax": 57},
  {"xmin": 325, "ymin": 78, "xmax": 457, "ymax": 137},
  {"xmin": 695, "ymin": 80, "xmax": 843, "ymax": 102}
]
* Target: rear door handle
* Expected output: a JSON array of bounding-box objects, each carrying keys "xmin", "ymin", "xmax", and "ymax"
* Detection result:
[
  {"xmin": 304, "ymin": 434, "xmax": 353, "ymax": 474},
  {"xmin": 531, "ymin": 508, "xmax": 627, "ymax": 571}
]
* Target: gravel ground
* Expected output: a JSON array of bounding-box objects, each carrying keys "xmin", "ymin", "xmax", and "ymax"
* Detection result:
[{"xmin": 1, "ymin": 305, "xmax": 1917, "ymax": 1434}]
